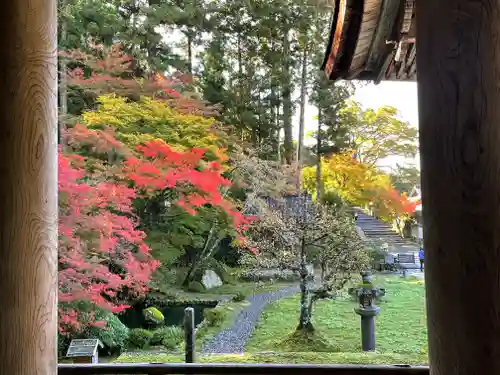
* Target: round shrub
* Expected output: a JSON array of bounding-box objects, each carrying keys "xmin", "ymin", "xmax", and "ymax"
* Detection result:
[
  {"xmin": 232, "ymin": 291, "xmax": 247, "ymax": 302},
  {"xmin": 187, "ymin": 281, "xmax": 205, "ymax": 293},
  {"xmin": 143, "ymin": 306, "xmax": 164, "ymax": 324},
  {"xmin": 128, "ymin": 328, "xmax": 153, "ymax": 349},
  {"xmin": 150, "ymin": 326, "xmax": 184, "ymax": 350},
  {"xmin": 203, "ymin": 307, "xmax": 227, "ymax": 327}
]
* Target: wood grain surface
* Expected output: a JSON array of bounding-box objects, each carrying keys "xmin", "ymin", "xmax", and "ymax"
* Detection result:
[
  {"xmin": 58, "ymin": 363, "xmax": 429, "ymax": 375},
  {"xmin": 417, "ymin": 0, "xmax": 500, "ymax": 374},
  {"xmin": 0, "ymin": 1, "xmax": 58, "ymax": 374}
]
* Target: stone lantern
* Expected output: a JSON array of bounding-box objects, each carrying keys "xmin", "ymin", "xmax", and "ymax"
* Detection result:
[
  {"xmin": 348, "ymin": 271, "xmax": 386, "ymax": 300},
  {"xmin": 354, "ymin": 271, "xmax": 381, "ymax": 352}
]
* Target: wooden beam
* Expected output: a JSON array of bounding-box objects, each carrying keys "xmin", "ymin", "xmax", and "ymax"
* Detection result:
[
  {"xmin": 322, "ymin": 0, "xmax": 347, "ymax": 79},
  {"xmin": 0, "ymin": 1, "xmax": 58, "ymax": 375},
  {"xmin": 58, "ymin": 363, "xmax": 429, "ymax": 375},
  {"xmin": 417, "ymin": 1, "xmax": 500, "ymax": 374},
  {"xmin": 336, "ymin": 2, "xmax": 364, "ymax": 77}
]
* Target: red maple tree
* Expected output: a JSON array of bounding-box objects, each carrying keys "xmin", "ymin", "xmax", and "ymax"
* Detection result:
[
  {"xmin": 370, "ymin": 186, "xmax": 418, "ymax": 236},
  {"xmin": 58, "ymin": 149, "xmax": 159, "ymax": 335},
  {"xmin": 58, "ymin": 127, "xmax": 254, "ymax": 334},
  {"xmin": 60, "ymin": 44, "xmax": 219, "ymax": 117},
  {"xmin": 124, "ymin": 139, "xmax": 254, "ymax": 241}
]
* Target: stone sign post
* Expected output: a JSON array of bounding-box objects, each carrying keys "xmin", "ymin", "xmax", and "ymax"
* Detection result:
[{"xmin": 184, "ymin": 307, "xmax": 196, "ymax": 363}]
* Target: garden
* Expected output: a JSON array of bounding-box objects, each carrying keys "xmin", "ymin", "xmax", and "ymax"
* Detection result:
[
  {"xmin": 115, "ymin": 275, "xmax": 428, "ymax": 365},
  {"xmin": 56, "ymin": 8, "xmax": 422, "ymax": 365}
]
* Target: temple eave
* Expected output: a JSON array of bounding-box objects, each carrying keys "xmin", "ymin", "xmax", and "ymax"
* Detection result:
[{"xmin": 322, "ymin": 0, "xmax": 417, "ymax": 83}]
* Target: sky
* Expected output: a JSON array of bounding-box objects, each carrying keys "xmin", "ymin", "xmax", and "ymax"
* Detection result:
[
  {"xmin": 295, "ymin": 81, "xmax": 420, "ymax": 172},
  {"xmin": 164, "ymin": 29, "xmax": 421, "ymax": 171}
]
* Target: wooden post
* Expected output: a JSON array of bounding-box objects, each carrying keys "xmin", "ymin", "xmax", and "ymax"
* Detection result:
[
  {"xmin": 184, "ymin": 307, "xmax": 196, "ymax": 363},
  {"xmin": 417, "ymin": 1, "xmax": 500, "ymax": 374},
  {"xmin": 0, "ymin": 1, "xmax": 58, "ymax": 375}
]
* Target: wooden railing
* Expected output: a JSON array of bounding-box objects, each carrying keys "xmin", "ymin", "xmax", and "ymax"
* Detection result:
[{"xmin": 58, "ymin": 363, "xmax": 429, "ymax": 375}]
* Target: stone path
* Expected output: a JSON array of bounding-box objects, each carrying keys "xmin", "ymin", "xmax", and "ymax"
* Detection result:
[{"xmin": 201, "ymin": 285, "xmax": 299, "ymax": 354}]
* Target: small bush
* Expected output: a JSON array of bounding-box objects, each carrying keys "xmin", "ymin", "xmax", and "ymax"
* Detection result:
[
  {"xmin": 320, "ymin": 191, "xmax": 347, "ymax": 214},
  {"xmin": 84, "ymin": 310, "xmax": 129, "ymax": 353},
  {"xmin": 58, "ymin": 333, "xmax": 71, "ymax": 357},
  {"xmin": 128, "ymin": 328, "xmax": 153, "ymax": 349},
  {"xmin": 232, "ymin": 291, "xmax": 247, "ymax": 302},
  {"xmin": 150, "ymin": 326, "xmax": 184, "ymax": 350},
  {"xmin": 203, "ymin": 307, "xmax": 227, "ymax": 327},
  {"xmin": 239, "ymin": 269, "xmax": 299, "ymax": 282},
  {"xmin": 143, "ymin": 306, "xmax": 164, "ymax": 324},
  {"xmin": 150, "ymin": 267, "xmax": 181, "ymax": 291},
  {"xmin": 187, "ymin": 281, "xmax": 205, "ymax": 293}
]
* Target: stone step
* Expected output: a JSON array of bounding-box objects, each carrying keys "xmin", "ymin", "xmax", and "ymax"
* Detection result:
[
  {"xmin": 358, "ymin": 227, "xmax": 394, "ymax": 232},
  {"xmin": 357, "ymin": 219, "xmax": 388, "ymax": 223},
  {"xmin": 355, "ymin": 210, "xmax": 420, "ymax": 251},
  {"xmin": 362, "ymin": 230, "xmax": 399, "ymax": 234},
  {"xmin": 358, "ymin": 226, "xmax": 394, "ymax": 230},
  {"xmin": 365, "ymin": 238, "xmax": 406, "ymax": 242},
  {"xmin": 363, "ymin": 234, "xmax": 405, "ymax": 239},
  {"xmin": 357, "ymin": 218, "xmax": 386, "ymax": 222}
]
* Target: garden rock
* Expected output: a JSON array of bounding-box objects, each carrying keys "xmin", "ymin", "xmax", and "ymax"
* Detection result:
[{"xmin": 202, "ymin": 269, "xmax": 223, "ymax": 289}]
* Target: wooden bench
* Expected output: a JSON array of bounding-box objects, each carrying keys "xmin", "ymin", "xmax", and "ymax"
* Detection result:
[
  {"xmin": 395, "ymin": 253, "xmax": 420, "ymax": 275},
  {"xmin": 397, "ymin": 253, "xmax": 416, "ymax": 264}
]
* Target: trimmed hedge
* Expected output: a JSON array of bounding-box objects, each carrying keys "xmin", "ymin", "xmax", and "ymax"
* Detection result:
[
  {"xmin": 150, "ymin": 326, "xmax": 184, "ymax": 349},
  {"xmin": 128, "ymin": 328, "xmax": 153, "ymax": 349}
]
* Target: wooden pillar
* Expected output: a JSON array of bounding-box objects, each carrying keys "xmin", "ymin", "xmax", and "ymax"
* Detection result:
[
  {"xmin": 0, "ymin": 1, "xmax": 58, "ymax": 375},
  {"xmin": 417, "ymin": 1, "xmax": 500, "ymax": 374}
]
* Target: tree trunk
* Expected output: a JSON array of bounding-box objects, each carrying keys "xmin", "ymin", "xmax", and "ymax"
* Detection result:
[
  {"xmin": 307, "ymin": 294, "xmax": 319, "ymax": 323},
  {"xmin": 297, "ymin": 237, "xmax": 313, "ymax": 331},
  {"xmin": 297, "ymin": 40, "xmax": 308, "ymax": 188},
  {"xmin": 187, "ymin": 32, "xmax": 193, "ymax": 75},
  {"xmin": 276, "ymin": 97, "xmax": 282, "ymax": 163},
  {"xmin": 316, "ymin": 107, "xmax": 324, "ymax": 200},
  {"xmin": 417, "ymin": 1, "xmax": 500, "ymax": 374},
  {"xmin": 282, "ymin": 27, "xmax": 293, "ymax": 165},
  {"xmin": 252, "ymin": 92, "xmax": 259, "ymax": 145},
  {"xmin": 0, "ymin": 1, "xmax": 58, "ymax": 373},
  {"xmin": 270, "ymin": 83, "xmax": 277, "ymax": 156},
  {"xmin": 182, "ymin": 223, "xmax": 219, "ymax": 286},
  {"xmin": 59, "ymin": 0, "xmax": 68, "ymax": 147},
  {"xmin": 237, "ymin": 29, "xmax": 244, "ymax": 140},
  {"xmin": 320, "ymin": 262, "xmax": 328, "ymax": 283}
]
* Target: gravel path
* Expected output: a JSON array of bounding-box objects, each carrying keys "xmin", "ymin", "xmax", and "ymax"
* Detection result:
[{"xmin": 201, "ymin": 285, "xmax": 299, "ymax": 354}]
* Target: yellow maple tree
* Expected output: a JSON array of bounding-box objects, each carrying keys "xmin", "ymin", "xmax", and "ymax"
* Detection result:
[
  {"xmin": 82, "ymin": 94, "xmax": 228, "ymax": 161},
  {"xmin": 302, "ymin": 152, "xmax": 393, "ymax": 207}
]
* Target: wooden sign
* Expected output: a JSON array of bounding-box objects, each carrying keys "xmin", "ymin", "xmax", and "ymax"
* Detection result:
[{"xmin": 66, "ymin": 339, "xmax": 103, "ymax": 363}]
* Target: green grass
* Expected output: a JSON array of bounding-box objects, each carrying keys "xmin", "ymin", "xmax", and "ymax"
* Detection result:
[
  {"xmin": 115, "ymin": 275, "xmax": 428, "ymax": 365},
  {"xmin": 115, "ymin": 351, "xmax": 427, "ymax": 365},
  {"xmin": 246, "ymin": 276, "xmax": 427, "ymax": 361},
  {"xmin": 165, "ymin": 281, "xmax": 297, "ymax": 301},
  {"xmin": 207, "ymin": 281, "xmax": 296, "ymax": 295}
]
